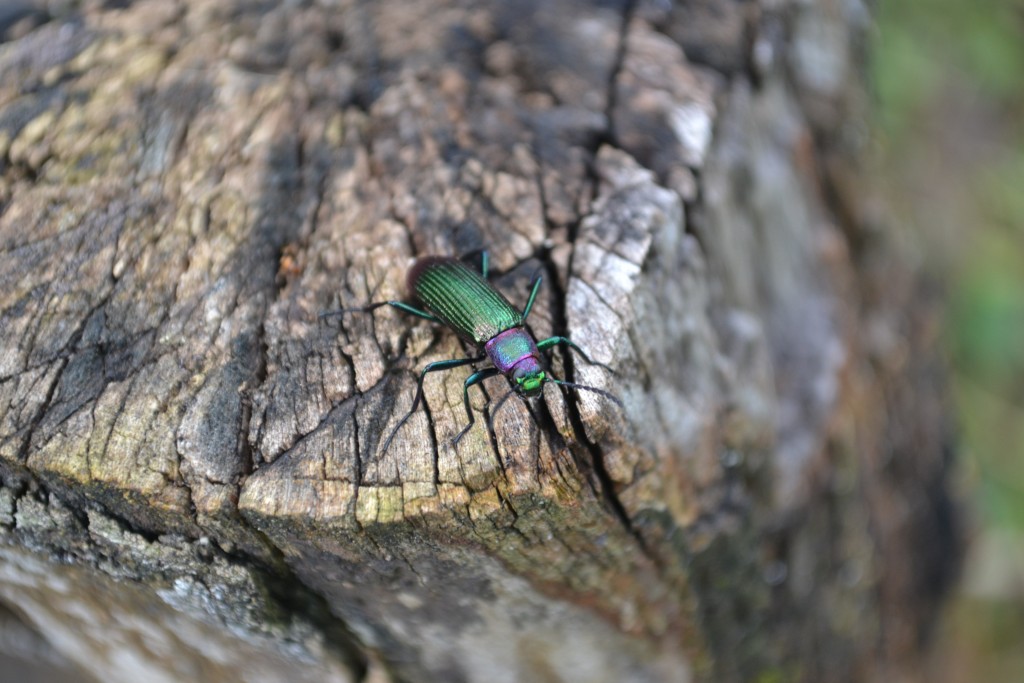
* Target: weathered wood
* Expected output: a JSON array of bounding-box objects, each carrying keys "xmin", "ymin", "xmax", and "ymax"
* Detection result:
[{"xmin": 0, "ymin": 1, "xmax": 958, "ymax": 682}]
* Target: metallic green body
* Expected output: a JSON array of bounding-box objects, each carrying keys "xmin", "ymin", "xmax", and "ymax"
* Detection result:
[
  {"xmin": 408, "ymin": 257, "xmax": 523, "ymax": 343},
  {"xmin": 337, "ymin": 253, "xmax": 619, "ymax": 452}
]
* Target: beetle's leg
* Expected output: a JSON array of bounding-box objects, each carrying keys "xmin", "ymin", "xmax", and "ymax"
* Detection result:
[
  {"xmin": 521, "ymin": 271, "xmax": 544, "ymax": 321},
  {"xmin": 384, "ymin": 301, "xmax": 441, "ymax": 322},
  {"xmin": 320, "ymin": 300, "xmax": 439, "ymax": 323},
  {"xmin": 458, "ymin": 249, "xmax": 489, "ymax": 278},
  {"xmin": 381, "ymin": 355, "xmax": 486, "ymax": 452},
  {"xmin": 485, "ymin": 387, "xmax": 517, "ymax": 437},
  {"xmin": 537, "ymin": 336, "xmax": 615, "ymax": 373},
  {"xmin": 452, "ymin": 367, "xmax": 500, "ymax": 446}
]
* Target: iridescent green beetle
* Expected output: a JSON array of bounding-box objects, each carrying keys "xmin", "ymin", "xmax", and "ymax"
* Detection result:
[{"xmin": 339, "ymin": 253, "xmax": 618, "ymax": 450}]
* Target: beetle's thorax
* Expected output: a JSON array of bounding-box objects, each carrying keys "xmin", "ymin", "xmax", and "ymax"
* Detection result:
[
  {"xmin": 484, "ymin": 328, "xmax": 546, "ymax": 396},
  {"xmin": 485, "ymin": 328, "xmax": 539, "ymax": 373}
]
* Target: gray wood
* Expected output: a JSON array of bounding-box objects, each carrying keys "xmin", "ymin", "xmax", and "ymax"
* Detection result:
[{"xmin": 0, "ymin": 1, "xmax": 958, "ymax": 682}]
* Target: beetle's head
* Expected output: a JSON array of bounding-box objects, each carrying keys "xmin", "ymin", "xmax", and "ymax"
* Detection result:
[{"xmin": 512, "ymin": 361, "xmax": 546, "ymax": 398}]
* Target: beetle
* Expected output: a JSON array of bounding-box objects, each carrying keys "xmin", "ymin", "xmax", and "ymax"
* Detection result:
[{"xmin": 332, "ymin": 253, "xmax": 620, "ymax": 451}]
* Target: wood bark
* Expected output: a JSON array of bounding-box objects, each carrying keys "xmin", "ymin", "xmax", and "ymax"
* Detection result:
[{"xmin": 0, "ymin": 1, "xmax": 958, "ymax": 682}]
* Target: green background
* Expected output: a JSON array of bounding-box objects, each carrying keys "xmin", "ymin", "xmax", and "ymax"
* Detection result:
[{"xmin": 875, "ymin": 0, "xmax": 1024, "ymax": 678}]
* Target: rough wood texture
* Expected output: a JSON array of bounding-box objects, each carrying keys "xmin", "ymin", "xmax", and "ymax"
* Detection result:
[{"xmin": 0, "ymin": 1, "xmax": 958, "ymax": 682}]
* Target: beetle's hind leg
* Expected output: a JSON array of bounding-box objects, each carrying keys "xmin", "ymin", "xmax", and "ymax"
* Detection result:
[
  {"xmin": 521, "ymin": 270, "xmax": 544, "ymax": 321},
  {"xmin": 320, "ymin": 300, "xmax": 440, "ymax": 323}
]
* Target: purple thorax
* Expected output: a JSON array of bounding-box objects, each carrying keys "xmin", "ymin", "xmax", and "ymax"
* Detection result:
[{"xmin": 485, "ymin": 327, "xmax": 541, "ymax": 375}]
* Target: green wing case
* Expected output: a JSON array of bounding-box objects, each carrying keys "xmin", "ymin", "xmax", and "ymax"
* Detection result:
[{"xmin": 408, "ymin": 257, "xmax": 522, "ymax": 343}]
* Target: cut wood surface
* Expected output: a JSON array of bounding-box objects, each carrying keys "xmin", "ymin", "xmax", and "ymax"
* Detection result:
[{"xmin": 0, "ymin": 1, "xmax": 958, "ymax": 682}]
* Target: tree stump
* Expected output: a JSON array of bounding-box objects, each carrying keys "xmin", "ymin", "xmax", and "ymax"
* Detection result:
[{"xmin": 0, "ymin": 1, "xmax": 958, "ymax": 682}]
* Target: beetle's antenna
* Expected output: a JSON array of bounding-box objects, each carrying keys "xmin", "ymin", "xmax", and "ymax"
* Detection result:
[
  {"xmin": 485, "ymin": 388, "xmax": 518, "ymax": 434},
  {"xmin": 381, "ymin": 387, "xmax": 426, "ymax": 453},
  {"xmin": 479, "ymin": 387, "xmax": 512, "ymax": 446},
  {"xmin": 550, "ymin": 378, "xmax": 624, "ymax": 409}
]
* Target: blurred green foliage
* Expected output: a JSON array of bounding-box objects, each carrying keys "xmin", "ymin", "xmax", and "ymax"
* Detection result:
[
  {"xmin": 874, "ymin": 0, "xmax": 1024, "ymax": 529},
  {"xmin": 873, "ymin": 0, "xmax": 1024, "ymax": 679},
  {"xmin": 876, "ymin": 0, "xmax": 1024, "ymax": 125}
]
